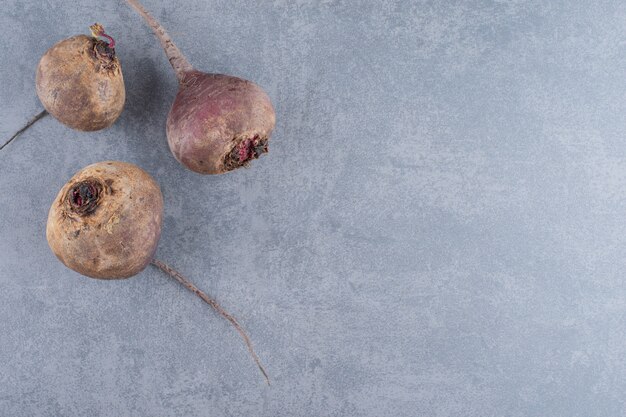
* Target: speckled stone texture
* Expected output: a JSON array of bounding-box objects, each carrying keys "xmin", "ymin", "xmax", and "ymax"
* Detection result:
[{"xmin": 2, "ymin": 1, "xmax": 626, "ymax": 416}]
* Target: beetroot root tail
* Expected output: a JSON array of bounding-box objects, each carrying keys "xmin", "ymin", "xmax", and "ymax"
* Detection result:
[
  {"xmin": 0, "ymin": 110, "xmax": 48, "ymax": 151},
  {"xmin": 150, "ymin": 258, "xmax": 270, "ymax": 385},
  {"xmin": 125, "ymin": 0, "xmax": 193, "ymax": 83}
]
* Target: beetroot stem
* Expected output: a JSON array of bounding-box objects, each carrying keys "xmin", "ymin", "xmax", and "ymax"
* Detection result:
[
  {"xmin": 0, "ymin": 110, "xmax": 48, "ymax": 151},
  {"xmin": 150, "ymin": 258, "xmax": 270, "ymax": 385},
  {"xmin": 90, "ymin": 23, "xmax": 116, "ymax": 48},
  {"xmin": 125, "ymin": 0, "xmax": 194, "ymax": 83}
]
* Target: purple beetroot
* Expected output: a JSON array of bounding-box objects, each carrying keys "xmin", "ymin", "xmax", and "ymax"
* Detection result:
[{"xmin": 126, "ymin": 0, "xmax": 276, "ymax": 174}]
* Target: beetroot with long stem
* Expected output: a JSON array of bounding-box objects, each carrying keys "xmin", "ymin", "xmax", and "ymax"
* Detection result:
[
  {"xmin": 125, "ymin": 0, "xmax": 276, "ymax": 174},
  {"xmin": 46, "ymin": 161, "xmax": 269, "ymax": 384},
  {"xmin": 1, "ymin": 24, "xmax": 124, "ymax": 151}
]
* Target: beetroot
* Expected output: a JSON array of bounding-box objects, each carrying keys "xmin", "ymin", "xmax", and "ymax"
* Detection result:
[
  {"xmin": 126, "ymin": 0, "xmax": 276, "ymax": 174},
  {"xmin": 47, "ymin": 161, "xmax": 161, "ymax": 278},
  {"xmin": 37, "ymin": 24, "xmax": 125, "ymax": 131},
  {"xmin": 1, "ymin": 24, "xmax": 124, "ymax": 150},
  {"xmin": 47, "ymin": 161, "xmax": 269, "ymax": 383}
]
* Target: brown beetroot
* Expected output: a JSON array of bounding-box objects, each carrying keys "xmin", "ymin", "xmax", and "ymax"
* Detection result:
[
  {"xmin": 46, "ymin": 161, "xmax": 161, "ymax": 278},
  {"xmin": 126, "ymin": 0, "xmax": 276, "ymax": 174},
  {"xmin": 36, "ymin": 24, "xmax": 125, "ymax": 131},
  {"xmin": 46, "ymin": 161, "xmax": 269, "ymax": 383}
]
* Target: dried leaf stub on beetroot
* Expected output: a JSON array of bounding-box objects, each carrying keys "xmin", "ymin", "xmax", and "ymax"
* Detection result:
[{"xmin": 126, "ymin": 0, "xmax": 276, "ymax": 174}]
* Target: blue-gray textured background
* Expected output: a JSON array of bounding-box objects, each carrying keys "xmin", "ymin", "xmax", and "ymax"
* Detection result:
[{"xmin": 2, "ymin": 1, "xmax": 626, "ymax": 416}]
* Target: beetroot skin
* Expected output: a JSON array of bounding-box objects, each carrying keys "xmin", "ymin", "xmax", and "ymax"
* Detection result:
[
  {"xmin": 126, "ymin": 0, "xmax": 276, "ymax": 174},
  {"xmin": 169, "ymin": 71, "xmax": 275, "ymax": 174}
]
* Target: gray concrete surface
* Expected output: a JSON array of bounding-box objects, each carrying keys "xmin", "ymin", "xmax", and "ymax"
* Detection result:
[{"xmin": 2, "ymin": 0, "xmax": 626, "ymax": 415}]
